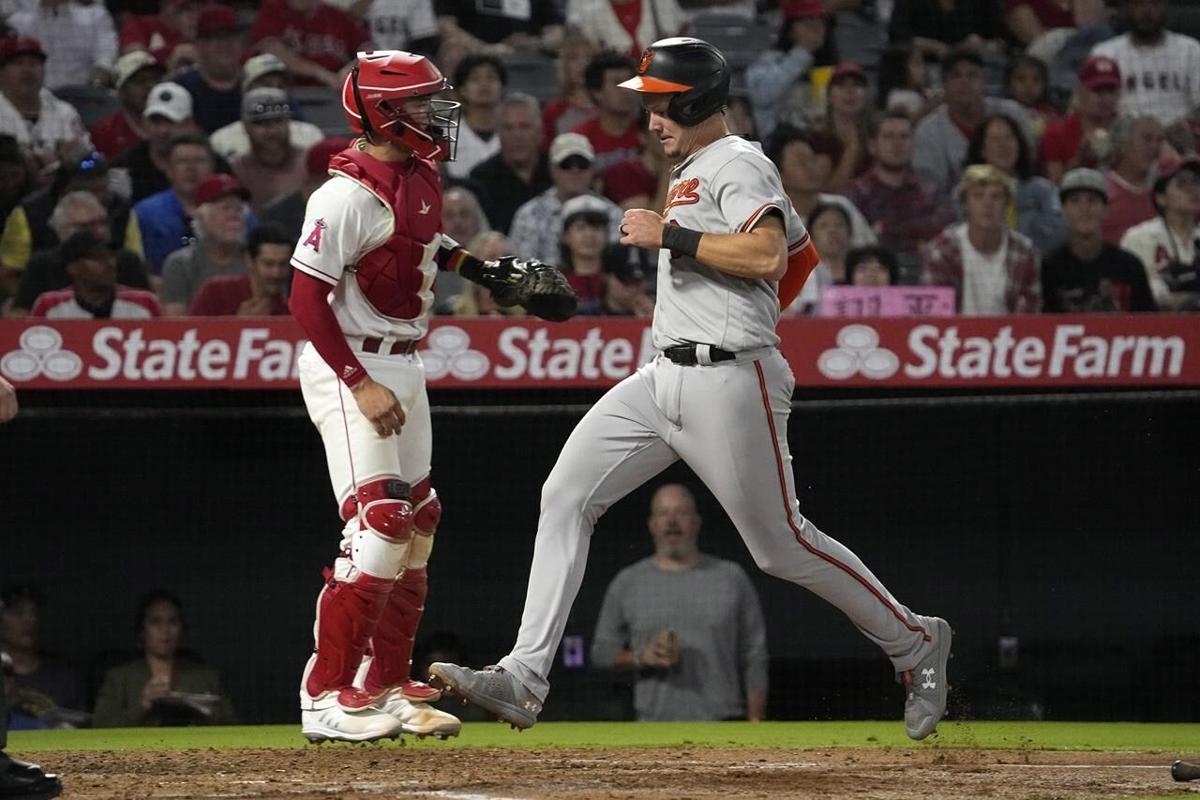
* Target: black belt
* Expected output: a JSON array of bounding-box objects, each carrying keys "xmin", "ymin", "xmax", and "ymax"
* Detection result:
[
  {"xmin": 360, "ymin": 337, "xmax": 420, "ymax": 355},
  {"xmin": 663, "ymin": 343, "xmax": 737, "ymax": 366}
]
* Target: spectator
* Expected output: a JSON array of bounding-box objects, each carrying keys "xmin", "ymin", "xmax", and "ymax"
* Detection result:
[
  {"xmin": 921, "ymin": 163, "xmax": 1041, "ymax": 314},
  {"xmin": 599, "ymin": 246, "xmax": 653, "ymax": 316},
  {"xmin": 430, "ymin": 185, "xmax": 490, "ymax": 313},
  {"xmin": 230, "ymin": 88, "xmax": 308, "ymax": 211},
  {"xmin": 209, "ymin": 54, "xmax": 325, "ymax": 163},
  {"xmin": 590, "ymin": 484, "xmax": 769, "ymax": 722},
  {"xmin": 0, "ymin": 36, "xmax": 93, "ymax": 174},
  {"xmin": 468, "ymin": 93, "xmax": 550, "ymax": 232},
  {"xmin": 258, "ymin": 136, "xmax": 351, "ymax": 241},
  {"xmin": 0, "ymin": 152, "xmax": 142, "ymax": 292},
  {"xmin": 89, "ymin": 51, "xmax": 166, "ymax": 160},
  {"xmin": 822, "ymin": 61, "xmax": 871, "ymax": 191},
  {"xmin": 888, "ymin": 0, "xmax": 1005, "ymax": 62},
  {"xmin": 0, "ymin": 584, "xmax": 86, "ymax": 729},
  {"xmin": 788, "ymin": 201, "xmax": 850, "ymax": 313},
  {"xmin": 1042, "ymin": 167, "xmax": 1156, "ymax": 312},
  {"xmin": 119, "ymin": 0, "xmax": 200, "ymax": 70},
  {"xmin": 444, "ymin": 54, "xmax": 505, "ymax": 181},
  {"xmin": 1005, "ymin": 54, "xmax": 1057, "ymax": 144},
  {"xmin": 159, "ymin": 173, "xmax": 250, "ymax": 315},
  {"xmin": 92, "ymin": 590, "xmax": 235, "ymax": 727},
  {"xmin": 250, "ymin": 0, "xmax": 370, "ymax": 89},
  {"xmin": 0, "ymin": 135, "xmax": 34, "ymax": 227},
  {"xmin": 558, "ymin": 194, "xmax": 613, "ymax": 314},
  {"xmin": 347, "ymin": 0, "xmax": 438, "ymax": 53},
  {"xmin": 1040, "ymin": 55, "xmax": 1121, "ymax": 183},
  {"xmin": 603, "ymin": 125, "xmax": 669, "ymax": 211},
  {"xmin": 453, "ymin": 230, "xmax": 525, "ymax": 315},
  {"xmin": 542, "ymin": 29, "xmax": 599, "ymax": 142},
  {"xmin": 0, "ymin": 592, "xmax": 63, "ymax": 798},
  {"xmin": 30, "ymin": 231, "xmax": 161, "ymax": 318},
  {"xmin": 767, "ymin": 125, "xmax": 876, "ymax": 246},
  {"xmin": 876, "ymin": 44, "xmax": 938, "ymax": 119},
  {"xmin": 1004, "ymin": 0, "xmax": 1106, "ymax": 47},
  {"xmin": 1120, "ymin": 157, "xmax": 1200, "ymax": 310},
  {"xmin": 745, "ymin": 0, "xmax": 830, "ymax": 139},
  {"xmin": 509, "ymin": 132, "xmax": 623, "ymax": 264},
  {"xmin": 6, "ymin": 0, "xmax": 118, "ymax": 91},
  {"xmin": 174, "ymin": 5, "xmax": 245, "ymax": 135},
  {"xmin": 846, "ymin": 244, "xmax": 900, "ymax": 286},
  {"xmin": 963, "ymin": 112, "xmax": 1065, "ymax": 255},
  {"xmin": 725, "ymin": 92, "xmax": 756, "ymax": 140},
  {"xmin": 571, "ymin": 51, "xmax": 640, "ymax": 174},
  {"xmin": 112, "ymin": 80, "xmax": 196, "ymax": 204},
  {"xmin": 913, "ymin": 48, "xmax": 1030, "ymax": 197},
  {"xmin": 134, "ymin": 131, "xmax": 216, "ymax": 274},
  {"xmin": 436, "ymin": 0, "xmax": 562, "ymax": 53},
  {"xmin": 8, "ymin": 190, "xmax": 149, "ymax": 316},
  {"xmin": 847, "ymin": 110, "xmax": 954, "ymax": 276},
  {"xmin": 1102, "ymin": 113, "xmax": 1165, "ymax": 243},
  {"xmin": 565, "ymin": 0, "xmax": 685, "ymax": 60},
  {"xmin": 189, "ymin": 221, "xmax": 291, "ymax": 315},
  {"xmin": 1091, "ymin": 0, "xmax": 1200, "ymax": 126}
]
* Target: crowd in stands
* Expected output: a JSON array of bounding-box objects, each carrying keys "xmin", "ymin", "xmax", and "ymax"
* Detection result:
[{"xmin": 1, "ymin": 0, "xmax": 1198, "ymax": 320}]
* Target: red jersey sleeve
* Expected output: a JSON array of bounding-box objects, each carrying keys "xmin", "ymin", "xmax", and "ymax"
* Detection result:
[{"xmin": 288, "ymin": 271, "xmax": 368, "ymax": 387}]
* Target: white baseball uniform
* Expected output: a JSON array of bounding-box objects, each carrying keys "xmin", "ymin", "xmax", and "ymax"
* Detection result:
[{"xmin": 496, "ymin": 134, "xmax": 936, "ymax": 701}]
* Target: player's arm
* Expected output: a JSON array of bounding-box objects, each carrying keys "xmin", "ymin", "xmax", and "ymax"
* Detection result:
[
  {"xmin": 619, "ymin": 209, "xmax": 788, "ymax": 282},
  {"xmin": 435, "ymin": 235, "xmax": 577, "ymax": 321}
]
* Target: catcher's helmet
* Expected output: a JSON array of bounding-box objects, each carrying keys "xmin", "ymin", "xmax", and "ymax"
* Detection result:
[
  {"xmin": 342, "ymin": 50, "xmax": 461, "ymax": 161},
  {"xmin": 618, "ymin": 37, "xmax": 730, "ymax": 127}
]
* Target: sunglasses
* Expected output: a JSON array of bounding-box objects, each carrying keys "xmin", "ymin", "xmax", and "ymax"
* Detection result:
[{"xmin": 557, "ymin": 155, "xmax": 592, "ymax": 171}]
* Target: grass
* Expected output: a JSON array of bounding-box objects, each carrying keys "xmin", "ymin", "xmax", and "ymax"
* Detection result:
[{"xmin": 8, "ymin": 720, "xmax": 1200, "ymax": 753}]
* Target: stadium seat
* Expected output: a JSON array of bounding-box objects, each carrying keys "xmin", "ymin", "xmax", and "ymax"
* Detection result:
[
  {"xmin": 55, "ymin": 85, "xmax": 119, "ymax": 129},
  {"xmin": 688, "ymin": 12, "xmax": 776, "ymax": 72},
  {"xmin": 501, "ymin": 52, "xmax": 560, "ymax": 103},
  {"xmin": 290, "ymin": 86, "xmax": 352, "ymax": 136}
]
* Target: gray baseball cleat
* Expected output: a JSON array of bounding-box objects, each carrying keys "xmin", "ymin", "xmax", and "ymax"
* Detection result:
[
  {"xmin": 902, "ymin": 616, "xmax": 953, "ymax": 740},
  {"xmin": 428, "ymin": 662, "xmax": 542, "ymax": 730}
]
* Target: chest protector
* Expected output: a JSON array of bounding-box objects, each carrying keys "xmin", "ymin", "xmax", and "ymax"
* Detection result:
[{"xmin": 328, "ymin": 149, "xmax": 443, "ymax": 319}]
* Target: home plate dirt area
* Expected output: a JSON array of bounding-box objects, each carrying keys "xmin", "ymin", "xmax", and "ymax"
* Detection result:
[{"xmin": 34, "ymin": 747, "xmax": 1193, "ymax": 799}]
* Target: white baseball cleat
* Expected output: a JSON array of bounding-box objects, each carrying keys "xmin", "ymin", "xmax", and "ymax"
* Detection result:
[
  {"xmin": 301, "ymin": 694, "xmax": 405, "ymax": 743},
  {"xmin": 375, "ymin": 690, "xmax": 462, "ymax": 739},
  {"xmin": 902, "ymin": 615, "xmax": 953, "ymax": 740}
]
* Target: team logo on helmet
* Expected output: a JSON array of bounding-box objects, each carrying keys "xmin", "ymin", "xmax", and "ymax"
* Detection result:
[{"xmin": 638, "ymin": 47, "xmax": 654, "ymax": 75}]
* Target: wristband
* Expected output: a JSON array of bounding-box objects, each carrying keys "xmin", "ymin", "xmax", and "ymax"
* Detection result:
[{"xmin": 660, "ymin": 224, "xmax": 703, "ymax": 258}]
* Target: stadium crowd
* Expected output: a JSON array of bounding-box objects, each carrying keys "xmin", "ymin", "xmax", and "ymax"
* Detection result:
[{"xmin": 0, "ymin": 0, "xmax": 1198, "ymax": 319}]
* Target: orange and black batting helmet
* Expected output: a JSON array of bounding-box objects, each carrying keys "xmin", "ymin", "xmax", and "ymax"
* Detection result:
[{"xmin": 619, "ymin": 37, "xmax": 731, "ymax": 127}]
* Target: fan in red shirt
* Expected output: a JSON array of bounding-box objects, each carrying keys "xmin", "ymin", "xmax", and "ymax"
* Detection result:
[
  {"xmin": 189, "ymin": 222, "xmax": 293, "ymax": 316},
  {"xmin": 1040, "ymin": 55, "xmax": 1122, "ymax": 183},
  {"xmin": 119, "ymin": 0, "xmax": 201, "ymax": 69},
  {"xmin": 90, "ymin": 51, "xmax": 166, "ymax": 159},
  {"xmin": 571, "ymin": 51, "xmax": 641, "ymax": 174},
  {"xmin": 250, "ymin": 0, "xmax": 370, "ymax": 88}
]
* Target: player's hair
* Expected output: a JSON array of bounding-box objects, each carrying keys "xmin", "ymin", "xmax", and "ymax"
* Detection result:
[
  {"xmin": 135, "ymin": 588, "xmax": 184, "ymax": 637},
  {"xmin": 166, "ymin": 131, "xmax": 214, "ymax": 161},
  {"xmin": 49, "ymin": 190, "xmax": 104, "ymax": 236},
  {"xmin": 867, "ymin": 109, "xmax": 912, "ymax": 140},
  {"xmin": 584, "ymin": 51, "xmax": 636, "ymax": 92},
  {"xmin": 248, "ymin": 221, "xmax": 293, "ymax": 259},
  {"xmin": 453, "ymin": 54, "xmax": 508, "ymax": 94},
  {"xmin": 845, "ymin": 245, "xmax": 899, "ymax": 285},
  {"xmin": 963, "ymin": 112, "xmax": 1033, "ymax": 180}
]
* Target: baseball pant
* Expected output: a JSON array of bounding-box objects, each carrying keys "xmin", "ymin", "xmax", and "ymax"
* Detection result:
[{"xmin": 498, "ymin": 349, "xmax": 932, "ymax": 701}]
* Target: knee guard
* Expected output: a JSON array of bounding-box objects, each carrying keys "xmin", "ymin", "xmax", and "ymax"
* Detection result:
[
  {"xmin": 407, "ymin": 476, "xmax": 442, "ymax": 569},
  {"xmin": 339, "ymin": 477, "xmax": 415, "ymax": 580}
]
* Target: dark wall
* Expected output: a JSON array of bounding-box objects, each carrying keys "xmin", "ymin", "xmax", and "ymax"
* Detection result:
[{"xmin": 1, "ymin": 391, "xmax": 1197, "ymax": 723}]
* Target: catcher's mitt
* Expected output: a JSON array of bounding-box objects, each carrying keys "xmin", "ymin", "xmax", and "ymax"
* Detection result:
[{"xmin": 483, "ymin": 257, "xmax": 578, "ymax": 322}]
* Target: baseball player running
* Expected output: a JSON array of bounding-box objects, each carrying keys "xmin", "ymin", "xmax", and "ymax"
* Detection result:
[
  {"xmin": 431, "ymin": 38, "xmax": 952, "ymax": 740},
  {"xmin": 288, "ymin": 50, "xmax": 575, "ymax": 743}
]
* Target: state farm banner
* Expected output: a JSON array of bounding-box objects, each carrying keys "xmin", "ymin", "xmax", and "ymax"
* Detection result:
[{"xmin": 0, "ymin": 316, "xmax": 1197, "ymax": 390}]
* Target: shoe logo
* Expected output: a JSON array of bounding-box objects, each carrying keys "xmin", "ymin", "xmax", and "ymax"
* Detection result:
[
  {"xmin": 817, "ymin": 324, "xmax": 899, "ymax": 380},
  {"xmin": 920, "ymin": 668, "xmax": 937, "ymax": 690},
  {"xmin": 418, "ymin": 199, "xmax": 432, "ymax": 215},
  {"xmin": 420, "ymin": 325, "xmax": 489, "ymax": 381},
  {"xmin": 524, "ymin": 700, "xmax": 542, "ymax": 713},
  {"xmin": 1, "ymin": 325, "xmax": 83, "ymax": 382}
]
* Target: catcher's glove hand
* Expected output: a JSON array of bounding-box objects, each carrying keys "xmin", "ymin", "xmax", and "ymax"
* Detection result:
[{"xmin": 482, "ymin": 257, "xmax": 577, "ymax": 322}]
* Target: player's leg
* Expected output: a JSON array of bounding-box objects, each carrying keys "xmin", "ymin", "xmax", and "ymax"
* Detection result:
[
  {"xmin": 295, "ymin": 345, "xmax": 408, "ymax": 741},
  {"xmin": 674, "ymin": 351, "xmax": 951, "ymax": 738},
  {"xmin": 431, "ymin": 364, "xmax": 680, "ymax": 727}
]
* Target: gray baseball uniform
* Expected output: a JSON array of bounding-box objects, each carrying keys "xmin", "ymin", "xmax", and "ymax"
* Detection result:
[{"xmin": 497, "ymin": 134, "xmax": 934, "ymax": 701}]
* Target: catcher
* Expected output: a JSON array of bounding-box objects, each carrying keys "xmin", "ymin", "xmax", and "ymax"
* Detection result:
[{"xmin": 287, "ymin": 49, "xmax": 575, "ymax": 744}]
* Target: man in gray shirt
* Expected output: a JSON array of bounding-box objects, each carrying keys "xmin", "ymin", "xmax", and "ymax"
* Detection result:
[{"xmin": 591, "ymin": 484, "xmax": 769, "ymax": 722}]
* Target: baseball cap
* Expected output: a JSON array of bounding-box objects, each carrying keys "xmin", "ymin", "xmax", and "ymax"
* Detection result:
[
  {"xmin": 242, "ymin": 87, "xmax": 291, "ymax": 123},
  {"xmin": 830, "ymin": 61, "xmax": 867, "ymax": 85},
  {"xmin": 144, "ymin": 81, "xmax": 193, "ymax": 122},
  {"xmin": 549, "ymin": 132, "xmax": 594, "ymax": 166},
  {"xmin": 306, "ymin": 137, "xmax": 352, "ymax": 176},
  {"xmin": 942, "ymin": 47, "xmax": 985, "ymax": 75},
  {"xmin": 114, "ymin": 50, "xmax": 164, "ymax": 89},
  {"xmin": 195, "ymin": 173, "xmax": 250, "ymax": 206},
  {"xmin": 1078, "ymin": 55, "xmax": 1120, "ymax": 91},
  {"xmin": 196, "ymin": 4, "xmax": 239, "ymax": 38},
  {"xmin": 782, "ymin": 0, "xmax": 825, "ymax": 20},
  {"xmin": 0, "ymin": 35, "xmax": 46, "ymax": 66},
  {"xmin": 1059, "ymin": 167, "xmax": 1108, "ymax": 203},
  {"xmin": 560, "ymin": 194, "xmax": 611, "ymax": 232},
  {"xmin": 241, "ymin": 53, "xmax": 286, "ymax": 92}
]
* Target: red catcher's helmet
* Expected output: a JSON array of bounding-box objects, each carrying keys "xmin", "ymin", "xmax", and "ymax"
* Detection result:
[{"xmin": 342, "ymin": 50, "xmax": 461, "ymax": 161}]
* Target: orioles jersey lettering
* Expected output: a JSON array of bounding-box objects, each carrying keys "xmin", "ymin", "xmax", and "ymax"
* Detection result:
[{"xmin": 664, "ymin": 178, "xmax": 701, "ymax": 213}]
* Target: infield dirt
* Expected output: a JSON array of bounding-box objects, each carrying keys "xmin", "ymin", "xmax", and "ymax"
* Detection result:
[{"xmin": 28, "ymin": 745, "xmax": 1194, "ymax": 799}]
